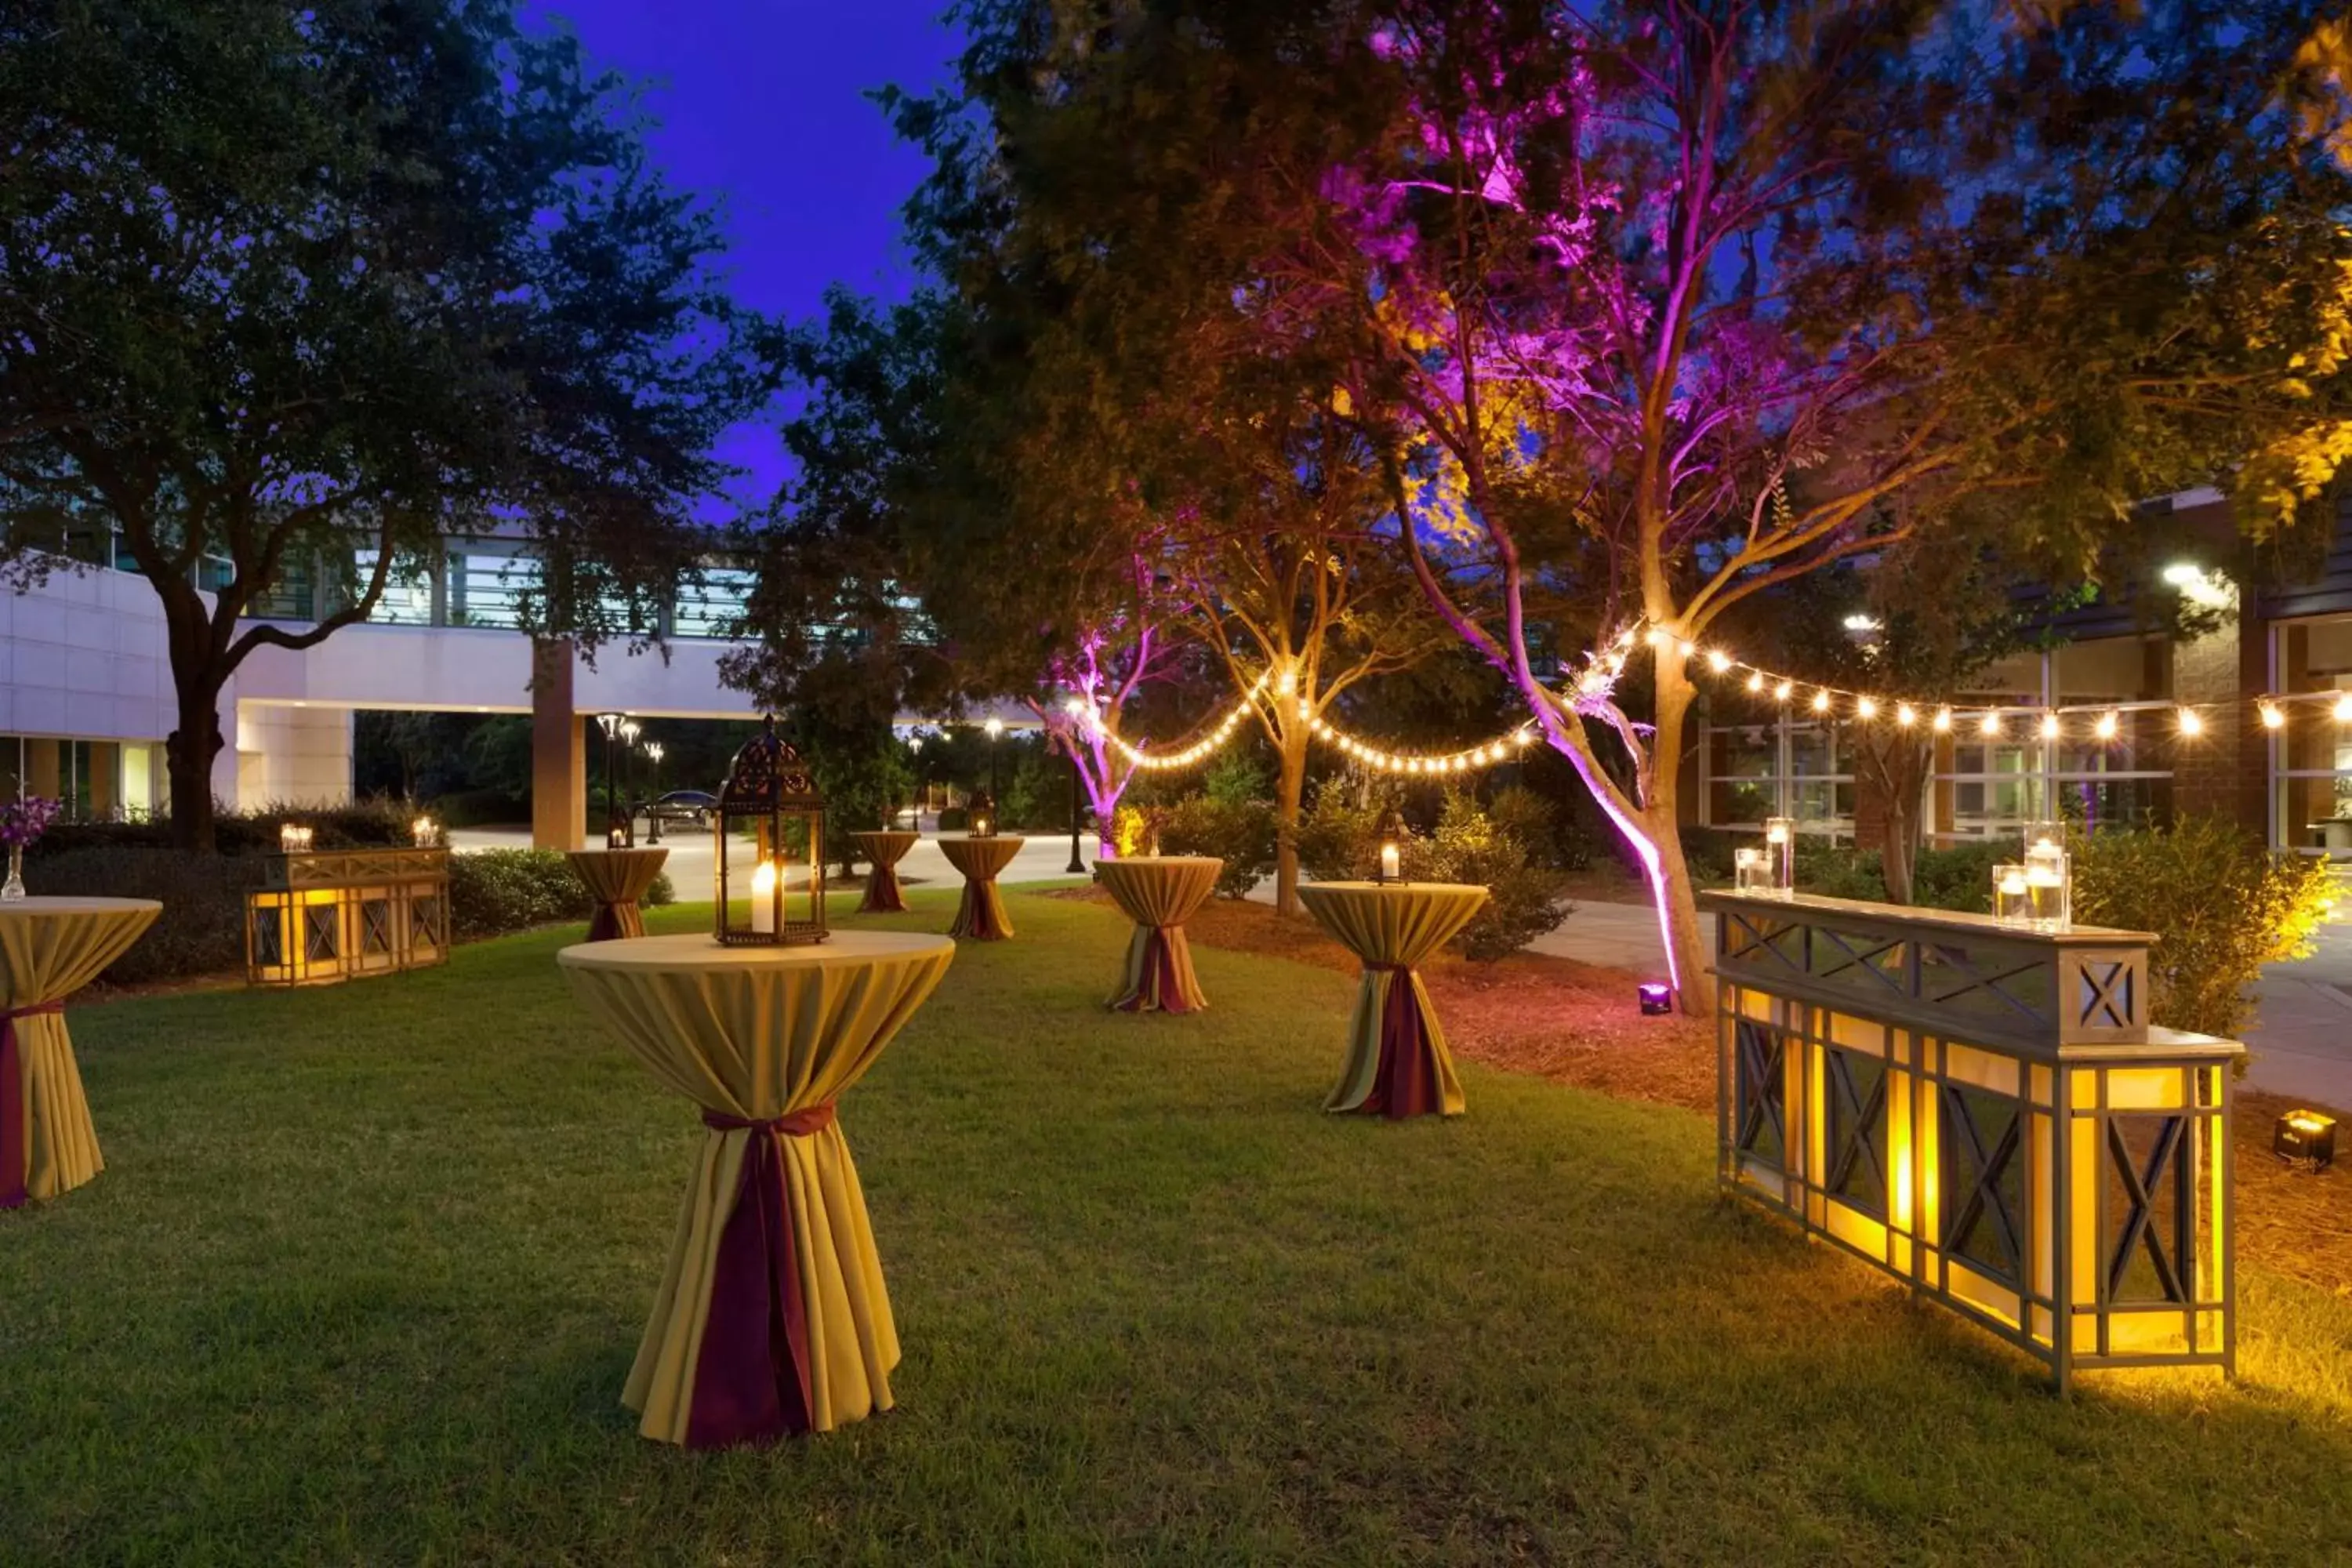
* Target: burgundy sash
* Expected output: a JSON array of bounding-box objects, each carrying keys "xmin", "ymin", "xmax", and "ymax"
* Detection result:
[
  {"xmin": 1, "ymin": 1000, "xmax": 64, "ymax": 1210},
  {"xmin": 585, "ymin": 902, "xmax": 643, "ymax": 942},
  {"xmin": 1115, "ymin": 926, "xmax": 1192, "ymax": 1014},
  {"xmin": 1362, "ymin": 964, "xmax": 1439, "ymax": 1120},
  {"xmin": 858, "ymin": 863, "xmax": 907, "ymax": 914},
  {"xmin": 684, "ymin": 1102, "xmax": 840, "ymax": 1447}
]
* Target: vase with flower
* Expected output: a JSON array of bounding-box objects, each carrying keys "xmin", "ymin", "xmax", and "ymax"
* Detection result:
[{"xmin": 0, "ymin": 796, "xmax": 63, "ymax": 902}]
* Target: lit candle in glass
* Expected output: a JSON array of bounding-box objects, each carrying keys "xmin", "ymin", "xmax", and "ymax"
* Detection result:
[
  {"xmin": 1379, "ymin": 841, "xmax": 1401, "ymax": 882},
  {"xmin": 1762, "ymin": 816, "xmax": 1795, "ymax": 898},
  {"xmin": 2022, "ymin": 822, "xmax": 2070, "ymax": 931},
  {"xmin": 412, "ymin": 816, "xmax": 434, "ymax": 848},
  {"xmin": 1735, "ymin": 846, "xmax": 1769, "ymax": 895},
  {"xmin": 1992, "ymin": 862, "xmax": 2030, "ymax": 924},
  {"xmin": 608, "ymin": 826, "xmax": 626, "ymax": 850},
  {"xmin": 750, "ymin": 858, "xmax": 778, "ymax": 935}
]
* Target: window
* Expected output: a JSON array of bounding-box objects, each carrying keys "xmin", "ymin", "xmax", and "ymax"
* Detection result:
[
  {"xmin": 673, "ymin": 568, "xmax": 754, "ymax": 639},
  {"xmin": 356, "ymin": 550, "xmax": 434, "ymax": 626},
  {"xmin": 2274, "ymin": 614, "xmax": 2352, "ymax": 858},
  {"xmin": 448, "ymin": 552, "xmax": 539, "ymax": 630},
  {"xmin": 1698, "ymin": 714, "xmax": 1853, "ymax": 837}
]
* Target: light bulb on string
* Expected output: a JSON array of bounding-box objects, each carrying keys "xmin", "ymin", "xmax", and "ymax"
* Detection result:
[
  {"xmin": 2093, "ymin": 711, "xmax": 2119, "ymax": 741},
  {"xmin": 2178, "ymin": 707, "xmax": 2203, "ymax": 737},
  {"xmin": 1745, "ymin": 671, "xmax": 1765, "ymax": 694},
  {"xmin": 2040, "ymin": 712, "xmax": 2062, "ymax": 739},
  {"xmin": 2335, "ymin": 691, "xmax": 2352, "ymax": 723},
  {"xmin": 1933, "ymin": 708, "xmax": 1953, "ymax": 734},
  {"xmin": 2262, "ymin": 702, "xmax": 2286, "ymax": 730},
  {"xmin": 1856, "ymin": 695, "xmax": 1879, "ymax": 720},
  {"xmin": 1774, "ymin": 681, "xmax": 1794, "ymax": 702},
  {"xmin": 1811, "ymin": 689, "xmax": 1831, "ymax": 713},
  {"xmin": 1707, "ymin": 649, "xmax": 1731, "ymax": 673},
  {"xmin": 1896, "ymin": 702, "xmax": 1916, "ymax": 728},
  {"xmin": 1980, "ymin": 710, "xmax": 2002, "ymax": 738}
]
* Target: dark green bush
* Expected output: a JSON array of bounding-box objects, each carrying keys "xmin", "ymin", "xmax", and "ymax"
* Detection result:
[
  {"xmin": 31, "ymin": 797, "xmax": 421, "ymax": 858},
  {"xmin": 24, "ymin": 848, "xmax": 264, "ymax": 985},
  {"xmin": 1798, "ymin": 843, "xmax": 1886, "ymax": 902},
  {"xmin": 1296, "ymin": 790, "xmax": 1383, "ymax": 882},
  {"xmin": 1911, "ymin": 839, "xmax": 2009, "ymax": 913},
  {"xmin": 2071, "ymin": 816, "xmax": 2338, "ymax": 1040},
  {"xmin": 445, "ymin": 848, "xmax": 599, "ymax": 941},
  {"xmin": 1676, "ymin": 826, "xmax": 1742, "ymax": 886},
  {"xmin": 428, "ymin": 788, "xmax": 528, "ymax": 829},
  {"xmin": 1485, "ymin": 785, "xmax": 1561, "ymax": 868},
  {"xmin": 1156, "ymin": 795, "xmax": 1276, "ymax": 898},
  {"xmin": 1402, "ymin": 793, "xmax": 1570, "ymax": 961},
  {"xmin": 937, "ymin": 806, "xmax": 970, "ymax": 833}
]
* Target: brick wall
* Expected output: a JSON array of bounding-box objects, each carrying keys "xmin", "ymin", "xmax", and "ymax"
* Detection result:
[{"xmin": 2169, "ymin": 607, "xmax": 2267, "ymax": 835}]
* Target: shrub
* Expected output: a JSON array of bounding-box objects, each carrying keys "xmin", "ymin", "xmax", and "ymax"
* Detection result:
[
  {"xmin": 1485, "ymin": 784, "xmax": 1562, "ymax": 868},
  {"xmin": 1203, "ymin": 751, "xmax": 1269, "ymax": 808},
  {"xmin": 1911, "ymin": 839, "xmax": 2009, "ymax": 914},
  {"xmin": 937, "ymin": 806, "xmax": 969, "ymax": 833},
  {"xmin": 1155, "ymin": 795, "xmax": 1276, "ymax": 898},
  {"xmin": 1110, "ymin": 804, "xmax": 1153, "ymax": 858},
  {"xmin": 1676, "ymin": 826, "xmax": 1742, "ymax": 887},
  {"xmin": 2070, "ymin": 815, "xmax": 2339, "ymax": 1040},
  {"xmin": 1403, "ymin": 793, "xmax": 1571, "ymax": 962},
  {"xmin": 1798, "ymin": 843, "xmax": 1886, "ymax": 902},
  {"xmin": 31, "ymin": 797, "xmax": 422, "ymax": 858},
  {"xmin": 24, "ymin": 848, "xmax": 265, "ymax": 985},
  {"xmin": 1296, "ymin": 789, "xmax": 1383, "ymax": 882},
  {"xmin": 445, "ymin": 848, "xmax": 599, "ymax": 941}
]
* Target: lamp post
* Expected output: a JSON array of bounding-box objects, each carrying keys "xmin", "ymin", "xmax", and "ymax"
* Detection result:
[
  {"xmin": 1062, "ymin": 697, "xmax": 1087, "ymax": 874},
  {"xmin": 644, "ymin": 741, "xmax": 665, "ymax": 844},
  {"xmin": 596, "ymin": 713, "xmax": 622, "ymax": 847},
  {"xmin": 984, "ymin": 715, "xmax": 1004, "ymax": 810},
  {"xmin": 907, "ymin": 735, "xmax": 924, "ymax": 828},
  {"xmin": 619, "ymin": 719, "xmax": 641, "ymax": 840}
]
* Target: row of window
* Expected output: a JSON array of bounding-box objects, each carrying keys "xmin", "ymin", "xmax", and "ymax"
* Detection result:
[{"xmin": 1697, "ymin": 620, "xmax": 2352, "ymax": 858}]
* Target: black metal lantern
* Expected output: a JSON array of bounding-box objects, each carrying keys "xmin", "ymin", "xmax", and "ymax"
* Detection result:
[
  {"xmin": 967, "ymin": 789, "xmax": 999, "ymax": 839},
  {"xmin": 1373, "ymin": 804, "xmax": 1406, "ymax": 885},
  {"xmin": 712, "ymin": 717, "xmax": 827, "ymax": 946}
]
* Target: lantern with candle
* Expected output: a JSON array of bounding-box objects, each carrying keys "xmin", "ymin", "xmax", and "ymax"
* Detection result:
[
  {"xmin": 967, "ymin": 789, "xmax": 998, "ymax": 839},
  {"xmin": 711, "ymin": 717, "xmax": 827, "ymax": 946},
  {"xmin": 1762, "ymin": 816, "xmax": 1795, "ymax": 898},
  {"xmin": 1373, "ymin": 804, "xmax": 1406, "ymax": 885}
]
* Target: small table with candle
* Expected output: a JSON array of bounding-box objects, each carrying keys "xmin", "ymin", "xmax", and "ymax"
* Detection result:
[
  {"xmin": 564, "ymin": 847, "xmax": 669, "ymax": 942},
  {"xmin": 1296, "ymin": 880, "xmax": 1489, "ymax": 1119},
  {"xmin": 938, "ymin": 834, "xmax": 1024, "ymax": 941},
  {"xmin": 1094, "ymin": 855, "xmax": 1222, "ymax": 1012},
  {"xmin": 849, "ymin": 829, "xmax": 921, "ymax": 913},
  {"xmin": 0, "ymin": 896, "xmax": 161, "ymax": 1207},
  {"xmin": 558, "ymin": 931, "xmax": 954, "ymax": 1446}
]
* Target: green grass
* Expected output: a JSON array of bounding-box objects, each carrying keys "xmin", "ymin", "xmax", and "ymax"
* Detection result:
[{"xmin": 8, "ymin": 887, "xmax": 2352, "ymax": 1564}]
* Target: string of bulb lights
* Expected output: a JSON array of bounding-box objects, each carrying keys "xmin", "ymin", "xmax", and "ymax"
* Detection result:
[{"xmin": 1062, "ymin": 618, "xmax": 2352, "ymax": 776}]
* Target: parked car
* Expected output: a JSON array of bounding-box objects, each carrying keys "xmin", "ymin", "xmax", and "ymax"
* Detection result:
[{"xmin": 648, "ymin": 789, "xmax": 719, "ymax": 827}]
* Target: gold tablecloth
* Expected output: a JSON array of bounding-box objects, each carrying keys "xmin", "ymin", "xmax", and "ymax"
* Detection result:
[
  {"xmin": 1094, "ymin": 856, "xmax": 1221, "ymax": 1013},
  {"xmin": 559, "ymin": 930, "xmax": 955, "ymax": 1446},
  {"xmin": 564, "ymin": 848, "xmax": 669, "ymax": 942},
  {"xmin": 938, "ymin": 835, "xmax": 1024, "ymax": 941},
  {"xmin": 849, "ymin": 830, "xmax": 920, "ymax": 914},
  {"xmin": 1296, "ymin": 882, "xmax": 1488, "ymax": 1120},
  {"xmin": 1, "ymin": 897, "xmax": 161, "ymax": 1207}
]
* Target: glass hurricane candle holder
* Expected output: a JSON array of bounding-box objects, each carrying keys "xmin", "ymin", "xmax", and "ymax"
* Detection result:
[
  {"xmin": 2023, "ymin": 822, "xmax": 2071, "ymax": 931},
  {"xmin": 1991, "ymin": 862, "xmax": 2031, "ymax": 924},
  {"xmin": 1734, "ymin": 846, "xmax": 1772, "ymax": 895},
  {"xmin": 1762, "ymin": 817, "xmax": 1796, "ymax": 898}
]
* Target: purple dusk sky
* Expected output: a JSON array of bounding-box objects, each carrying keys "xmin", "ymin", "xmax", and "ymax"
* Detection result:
[{"xmin": 527, "ymin": 2, "xmax": 965, "ymax": 514}]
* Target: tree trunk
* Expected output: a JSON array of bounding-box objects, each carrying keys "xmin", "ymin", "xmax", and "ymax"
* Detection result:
[
  {"xmin": 165, "ymin": 670, "xmax": 229, "ymax": 852},
  {"xmin": 1874, "ymin": 738, "xmax": 1929, "ymax": 906},
  {"xmin": 1273, "ymin": 722, "xmax": 1308, "ymax": 915},
  {"xmin": 1644, "ymin": 663, "xmax": 1715, "ymax": 1018}
]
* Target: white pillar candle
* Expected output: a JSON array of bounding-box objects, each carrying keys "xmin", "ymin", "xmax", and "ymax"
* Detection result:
[
  {"xmin": 751, "ymin": 858, "xmax": 778, "ymax": 935},
  {"xmin": 1379, "ymin": 843, "xmax": 1400, "ymax": 881}
]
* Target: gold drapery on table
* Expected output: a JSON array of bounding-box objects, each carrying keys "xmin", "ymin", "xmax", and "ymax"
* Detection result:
[
  {"xmin": 848, "ymin": 830, "xmax": 920, "ymax": 914},
  {"xmin": 937, "ymin": 835, "xmax": 1024, "ymax": 941},
  {"xmin": 1, "ymin": 897, "xmax": 162, "ymax": 1207},
  {"xmin": 1094, "ymin": 856, "xmax": 1221, "ymax": 1013},
  {"xmin": 564, "ymin": 848, "xmax": 670, "ymax": 942},
  {"xmin": 558, "ymin": 930, "xmax": 955, "ymax": 1446},
  {"xmin": 1296, "ymin": 882, "xmax": 1488, "ymax": 1120}
]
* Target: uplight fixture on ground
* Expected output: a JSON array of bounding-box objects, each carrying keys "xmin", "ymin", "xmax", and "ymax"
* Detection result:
[{"xmin": 2274, "ymin": 1109, "xmax": 2337, "ymax": 1171}]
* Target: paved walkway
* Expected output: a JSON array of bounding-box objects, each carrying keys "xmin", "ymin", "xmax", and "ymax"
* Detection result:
[{"xmin": 452, "ymin": 822, "xmax": 1094, "ymax": 898}]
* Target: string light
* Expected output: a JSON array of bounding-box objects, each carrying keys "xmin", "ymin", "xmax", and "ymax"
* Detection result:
[
  {"xmin": 1980, "ymin": 710, "xmax": 2002, "ymax": 737},
  {"xmin": 1774, "ymin": 681, "xmax": 1793, "ymax": 702},
  {"xmin": 1895, "ymin": 702, "xmax": 1916, "ymax": 728},
  {"xmin": 1811, "ymin": 689, "xmax": 1831, "ymax": 713},
  {"xmin": 1708, "ymin": 649, "xmax": 1732, "ymax": 673},
  {"xmin": 2040, "ymin": 712, "xmax": 2062, "ymax": 739},
  {"xmin": 2263, "ymin": 702, "xmax": 2286, "ymax": 730},
  {"xmin": 1856, "ymin": 695, "xmax": 1878, "ymax": 720},
  {"xmin": 2178, "ymin": 707, "xmax": 2203, "ymax": 737},
  {"xmin": 2336, "ymin": 692, "xmax": 2352, "ymax": 723},
  {"xmin": 2093, "ymin": 711, "xmax": 2120, "ymax": 741},
  {"xmin": 1745, "ymin": 671, "xmax": 1765, "ymax": 693},
  {"xmin": 1932, "ymin": 707, "xmax": 1953, "ymax": 733}
]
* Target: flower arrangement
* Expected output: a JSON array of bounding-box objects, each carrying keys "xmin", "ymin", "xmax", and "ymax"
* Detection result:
[{"xmin": 0, "ymin": 795, "xmax": 62, "ymax": 848}]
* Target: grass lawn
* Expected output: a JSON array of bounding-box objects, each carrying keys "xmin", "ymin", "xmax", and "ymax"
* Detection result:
[{"xmin": 9, "ymin": 887, "xmax": 2352, "ymax": 1564}]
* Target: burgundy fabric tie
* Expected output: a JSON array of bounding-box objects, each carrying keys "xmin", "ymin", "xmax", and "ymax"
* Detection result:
[
  {"xmin": 1360, "ymin": 964, "xmax": 1438, "ymax": 1118},
  {"xmin": 1116, "ymin": 926, "xmax": 1189, "ymax": 1013},
  {"xmin": 684, "ymin": 1102, "xmax": 840, "ymax": 1447},
  {"xmin": 1, "ymin": 1000, "xmax": 64, "ymax": 1210}
]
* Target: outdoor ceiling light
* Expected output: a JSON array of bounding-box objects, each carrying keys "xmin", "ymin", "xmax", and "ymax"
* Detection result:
[
  {"xmin": 2161, "ymin": 561, "xmax": 2236, "ymax": 609},
  {"xmin": 1842, "ymin": 613, "xmax": 1882, "ymax": 633}
]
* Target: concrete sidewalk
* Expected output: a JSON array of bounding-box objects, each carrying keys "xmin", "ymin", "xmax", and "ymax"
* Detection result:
[{"xmin": 450, "ymin": 823, "xmax": 1093, "ymax": 897}]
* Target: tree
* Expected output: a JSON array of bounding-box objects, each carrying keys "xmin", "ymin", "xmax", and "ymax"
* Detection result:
[
  {"xmin": 1308, "ymin": 0, "xmax": 2352, "ymax": 1011},
  {"xmin": 0, "ymin": 1, "xmax": 762, "ymax": 847}
]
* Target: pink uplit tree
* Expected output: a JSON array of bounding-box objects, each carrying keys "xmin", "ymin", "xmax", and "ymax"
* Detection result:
[{"xmin": 1307, "ymin": 2, "xmax": 2352, "ymax": 1014}]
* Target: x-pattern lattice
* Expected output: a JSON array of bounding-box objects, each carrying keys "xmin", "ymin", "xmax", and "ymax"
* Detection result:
[
  {"xmin": 1724, "ymin": 912, "xmax": 1809, "ymax": 980},
  {"xmin": 252, "ymin": 910, "xmax": 283, "ymax": 967},
  {"xmin": 1921, "ymin": 944, "xmax": 2052, "ymax": 1031},
  {"xmin": 411, "ymin": 897, "xmax": 441, "ymax": 949},
  {"xmin": 1942, "ymin": 1086, "xmax": 2023, "ymax": 1284},
  {"xmin": 1824, "ymin": 1050, "xmax": 1889, "ymax": 1211},
  {"xmin": 303, "ymin": 904, "xmax": 339, "ymax": 964},
  {"xmin": 2078, "ymin": 961, "xmax": 2135, "ymax": 1030},
  {"xmin": 361, "ymin": 898, "xmax": 394, "ymax": 956},
  {"xmin": 1735, "ymin": 1020, "xmax": 1787, "ymax": 1162},
  {"xmin": 2106, "ymin": 1116, "xmax": 2189, "ymax": 1304},
  {"xmin": 1809, "ymin": 929, "xmax": 1910, "ymax": 997}
]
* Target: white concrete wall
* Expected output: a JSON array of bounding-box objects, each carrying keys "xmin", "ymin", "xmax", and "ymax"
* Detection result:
[
  {"xmin": 234, "ymin": 704, "xmax": 355, "ymax": 809},
  {"xmin": 0, "ymin": 564, "xmax": 179, "ymax": 743}
]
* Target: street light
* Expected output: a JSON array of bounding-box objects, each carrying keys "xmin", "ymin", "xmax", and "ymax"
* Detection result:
[
  {"xmin": 644, "ymin": 741, "xmax": 666, "ymax": 844},
  {"xmin": 907, "ymin": 735, "xmax": 924, "ymax": 828},
  {"xmin": 619, "ymin": 718, "xmax": 642, "ymax": 844},
  {"xmin": 596, "ymin": 713, "xmax": 624, "ymax": 847},
  {"xmin": 984, "ymin": 715, "xmax": 1004, "ymax": 807}
]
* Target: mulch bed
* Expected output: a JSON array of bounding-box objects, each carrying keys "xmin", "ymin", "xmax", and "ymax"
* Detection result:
[{"xmin": 1058, "ymin": 886, "xmax": 2352, "ymax": 1297}]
